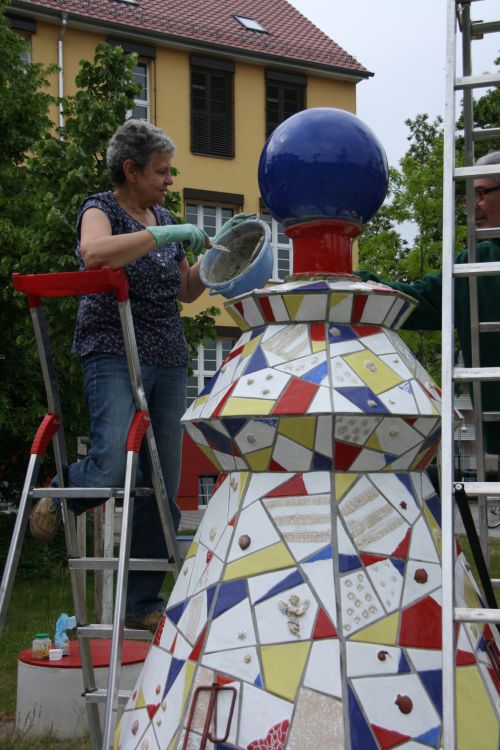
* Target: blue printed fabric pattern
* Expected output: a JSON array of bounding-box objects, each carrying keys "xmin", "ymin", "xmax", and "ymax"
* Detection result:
[{"xmin": 72, "ymin": 191, "xmax": 189, "ymax": 367}]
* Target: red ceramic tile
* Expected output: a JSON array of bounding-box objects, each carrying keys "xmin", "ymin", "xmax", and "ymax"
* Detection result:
[
  {"xmin": 371, "ymin": 724, "xmax": 410, "ymax": 750},
  {"xmin": 272, "ymin": 377, "xmax": 319, "ymax": 415},
  {"xmin": 313, "ymin": 608, "xmax": 338, "ymax": 640},
  {"xmin": 399, "ymin": 596, "xmax": 442, "ymax": 649},
  {"xmin": 333, "ymin": 440, "xmax": 362, "ymax": 470}
]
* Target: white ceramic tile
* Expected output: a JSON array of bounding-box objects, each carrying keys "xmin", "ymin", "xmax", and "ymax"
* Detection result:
[
  {"xmin": 349, "ymin": 449, "xmax": 388, "ymax": 472},
  {"xmin": 167, "ymin": 554, "xmax": 196, "ymax": 607},
  {"xmin": 346, "ymin": 642, "xmax": 406, "ymax": 677},
  {"xmin": 308, "ymin": 385, "xmax": 334, "ymax": 413},
  {"xmin": 406, "ymin": 647, "xmax": 442, "ymax": 672},
  {"xmin": 234, "ymin": 418, "xmax": 276, "ymax": 454},
  {"xmin": 261, "ymin": 323, "xmax": 287, "ymax": 343},
  {"xmin": 177, "ymin": 591, "xmax": 207, "ymax": 646},
  {"xmin": 238, "ymin": 682, "xmax": 293, "ymax": 749},
  {"xmin": 254, "ymin": 582, "xmax": 317, "ymax": 644},
  {"xmin": 408, "ymin": 516, "xmax": 440, "ymax": 563},
  {"xmin": 264, "ymin": 493, "xmax": 331, "ymax": 562},
  {"xmin": 272, "ymin": 435, "xmax": 312, "ymax": 472},
  {"xmin": 303, "ymin": 471, "xmax": 332, "ymax": 494},
  {"xmin": 359, "ymin": 293, "xmax": 396, "ymax": 325},
  {"xmin": 390, "ymin": 444, "xmax": 422, "ymax": 471},
  {"xmin": 334, "ymin": 416, "xmax": 380, "ymax": 446},
  {"xmin": 303, "ymin": 639, "xmax": 342, "ymax": 697},
  {"xmin": 204, "ymin": 598, "xmax": 257, "ymax": 653},
  {"xmin": 330, "ymin": 356, "xmax": 365, "ymax": 387},
  {"xmin": 384, "ymin": 297, "xmax": 408, "ymax": 328},
  {"xmin": 201, "ymin": 646, "xmax": 260, "ymax": 684},
  {"xmin": 331, "ymin": 389, "xmax": 363, "ymax": 413},
  {"xmin": 247, "ymin": 567, "xmax": 297, "ymax": 604},
  {"xmin": 261, "ymin": 324, "xmax": 311, "ymax": 366},
  {"xmin": 199, "ymin": 382, "xmax": 237, "ymax": 419},
  {"xmin": 213, "ymin": 524, "xmax": 234, "ymax": 562},
  {"xmin": 134, "ymin": 723, "xmax": 160, "ymax": 750},
  {"xmin": 361, "ymin": 332, "xmax": 395, "ymax": 355},
  {"xmin": 157, "ymin": 615, "xmax": 177, "ymax": 653},
  {"xmin": 275, "ymin": 351, "xmax": 328, "ymax": 384},
  {"xmin": 135, "ymin": 645, "xmax": 172, "ymax": 705},
  {"xmin": 232, "ymin": 367, "xmax": 291, "ymax": 400},
  {"xmin": 227, "ymin": 500, "xmax": 281, "ymax": 563},
  {"xmin": 412, "ymin": 417, "xmax": 439, "ymax": 437},
  {"xmin": 411, "ymin": 380, "xmax": 435, "ymax": 415},
  {"xmin": 268, "ymin": 293, "xmax": 289, "ymax": 322},
  {"xmin": 378, "ymin": 383, "xmax": 419, "ymax": 414},
  {"xmin": 183, "ymin": 422, "xmax": 209, "ymax": 446},
  {"xmin": 315, "ymin": 415, "xmax": 333, "ymax": 456},
  {"xmin": 294, "ymin": 293, "xmax": 328, "ymax": 321},
  {"xmin": 153, "ymin": 662, "xmax": 194, "ymax": 750},
  {"xmin": 365, "ymin": 557, "xmax": 404, "ymax": 614},
  {"xmin": 116, "ymin": 707, "xmax": 150, "ymax": 750},
  {"xmin": 371, "ymin": 474, "xmax": 421, "ymax": 524},
  {"xmin": 379, "ymin": 353, "xmax": 414, "ymax": 381},
  {"xmin": 328, "ymin": 293, "xmax": 353, "ymax": 322},
  {"xmin": 241, "ymin": 296, "xmax": 266, "ymax": 327},
  {"xmin": 329, "ymin": 338, "xmax": 364, "ymax": 356},
  {"xmin": 199, "ymin": 481, "xmax": 230, "ymax": 551},
  {"xmin": 402, "ymin": 561, "xmax": 441, "ymax": 607},
  {"xmin": 227, "ymin": 472, "xmax": 245, "ymax": 520},
  {"xmin": 373, "ymin": 418, "xmax": 422, "ymax": 454},
  {"xmin": 300, "ymin": 556, "xmax": 337, "ymax": 625},
  {"xmin": 352, "ymin": 673, "xmax": 441, "ymax": 735},
  {"xmin": 192, "ymin": 555, "xmax": 224, "ymax": 597},
  {"xmin": 211, "ymin": 450, "xmax": 236, "ymax": 471},
  {"xmin": 242, "ymin": 472, "xmax": 294, "ymax": 509},
  {"xmin": 340, "ymin": 569, "xmax": 384, "ymax": 635}
]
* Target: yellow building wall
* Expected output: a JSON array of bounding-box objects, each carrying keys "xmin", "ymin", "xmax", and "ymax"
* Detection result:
[{"xmin": 29, "ymin": 24, "xmax": 360, "ymax": 300}]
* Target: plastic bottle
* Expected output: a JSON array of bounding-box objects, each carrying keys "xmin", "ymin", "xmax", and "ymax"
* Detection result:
[{"xmin": 31, "ymin": 633, "xmax": 51, "ymax": 660}]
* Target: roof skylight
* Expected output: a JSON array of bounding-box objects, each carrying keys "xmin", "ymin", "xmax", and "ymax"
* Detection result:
[{"xmin": 233, "ymin": 15, "xmax": 268, "ymax": 33}]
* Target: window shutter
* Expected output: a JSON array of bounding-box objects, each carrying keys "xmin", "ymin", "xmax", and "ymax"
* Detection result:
[{"xmin": 191, "ymin": 68, "xmax": 234, "ymax": 158}]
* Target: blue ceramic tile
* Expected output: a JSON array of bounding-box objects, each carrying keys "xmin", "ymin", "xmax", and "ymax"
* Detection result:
[
  {"xmin": 254, "ymin": 569, "xmax": 304, "ymax": 605},
  {"xmin": 213, "ymin": 580, "xmax": 248, "ymax": 619}
]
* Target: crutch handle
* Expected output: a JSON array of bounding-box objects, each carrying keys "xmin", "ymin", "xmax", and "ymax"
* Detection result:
[{"xmin": 12, "ymin": 268, "xmax": 129, "ymax": 306}]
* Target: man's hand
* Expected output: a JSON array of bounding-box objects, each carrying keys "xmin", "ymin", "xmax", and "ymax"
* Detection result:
[{"xmin": 146, "ymin": 224, "xmax": 210, "ymax": 254}]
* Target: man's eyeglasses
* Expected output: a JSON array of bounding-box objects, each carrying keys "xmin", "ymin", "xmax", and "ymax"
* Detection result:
[{"xmin": 462, "ymin": 184, "xmax": 500, "ymax": 205}]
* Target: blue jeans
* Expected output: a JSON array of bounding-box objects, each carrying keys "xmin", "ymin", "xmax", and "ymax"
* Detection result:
[{"xmin": 66, "ymin": 353, "xmax": 186, "ymax": 619}]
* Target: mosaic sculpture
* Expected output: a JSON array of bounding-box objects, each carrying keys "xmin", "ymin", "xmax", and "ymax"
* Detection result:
[{"xmin": 115, "ymin": 108, "xmax": 500, "ymax": 750}]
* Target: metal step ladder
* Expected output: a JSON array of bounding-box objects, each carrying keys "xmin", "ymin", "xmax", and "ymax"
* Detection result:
[
  {"xmin": 0, "ymin": 268, "xmax": 182, "ymax": 750},
  {"xmin": 441, "ymin": 2, "xmax": 500, "ymax": 747}
]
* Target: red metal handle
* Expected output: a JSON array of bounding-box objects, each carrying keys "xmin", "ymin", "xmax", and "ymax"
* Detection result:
[
  {"xmin": 126, "ymin": 411, "xmax": 151, "ymax": 453},
  {"xmin": 31, "ymin": 413, "xmax": 61, "ymax": 457},
  {"xmin": 12, "ymin": 268, "xmax": 129, "ymax": 307}
]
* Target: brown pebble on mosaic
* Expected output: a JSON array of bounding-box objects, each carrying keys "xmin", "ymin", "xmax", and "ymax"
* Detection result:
[
  {"xmin": 395, "ymin": 694, "xmax": 413, "ymax": 714},
  {"xmin": 414, "ymin": 568, "xmax": 428, "ymax": 583}
]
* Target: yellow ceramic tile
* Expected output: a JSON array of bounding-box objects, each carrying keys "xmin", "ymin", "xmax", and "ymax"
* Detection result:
[
  {"xmin": 350, "ymin": 611, "xmax": 400, "ymax": 645},
  {"xmin": 329, "ymin": 292, "xmax": 351, "ymax": 312},
  {"xmin": 463, "ymin": 575, "xmax": 482, "ymax": 609},
  {"xmin": 278, "ymin": 416, "xmax": 317, "ymax": 450},
  {"xmin": 222, "ymin": 397, "xmax": 275, "ymax": 416},
  {"xmin": 365, "ymin": 432, "xmax": 383, "ymax": 452},
  {"xmin": 226, "ymin": 305, "xmax": 250, "ymax": 331},
  {"xmin": 198, "ymin": 444, "xmax": 221, "ymax": 470},
  {"xmin": 246, "ymin": 447, "xmax": 273, "ymax": 471},
  {"xmin": 423, "ymin": 504, "xmax": 442, "ymax": 557},
  {"xmin": 344, "ymin": 351, "xmax": 404, "ymax": 394},
  {"xmin": 168, "ymin": 734, "xmax": 178, "ymax": 750},
  {"xmin": 312, "ymin": 339, "xmax": 327, "ymax": 353},
  {"xmin": 185, "ymin": 540, "xmax": 199, "ymax": 560},
  {"xmin": 261, "ymin": 642, "xmax": 311, "ymax": 701},
  {"xmin": 283, "ymin": 294, "xmax": 304, "ymax": 321},
  {"xmin": 457, "ymin": 666, "xmax": 499, "ymax": 749},
  {"xmin": 223, "ymin": 542, "xmax": 295, "ymax": 580},
  {"xmin": 242, "ymin": 335, "xmax": 263, "ymax": 358},
  {"xmin": 334, "ymin": 474, "xmax": 358, "ymax": 502},
  {"xmin": 236, "ymin": 472, "xmax": 249, "ymax": 507},
  {"xmin": 114, "ymin": 721, "xmax": 121, "ymax": 750},
  {"xmin": 182, "ymin": 661, "xmax": 196, "ymax": 715},
  {"xmin": 193, "ymin": 395, "xmax": 209, "ymax": 409},
  {"xmin": 136, "ymin": 688, "xmax": 146, "ymax": 708}
]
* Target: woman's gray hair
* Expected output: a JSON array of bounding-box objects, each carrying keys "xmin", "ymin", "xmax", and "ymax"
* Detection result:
[
  {"xmin": 475, "ymin": 150, "xmax": 500, "ymax": 185},
  {"xmin": 106, "ymin": 119, "xmax": 176, "ymax": 186}
]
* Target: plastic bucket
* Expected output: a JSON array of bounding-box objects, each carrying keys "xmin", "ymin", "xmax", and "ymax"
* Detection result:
[{"xmin": 200, "ymin": 219, "xmax": 273, "ymax": 299}]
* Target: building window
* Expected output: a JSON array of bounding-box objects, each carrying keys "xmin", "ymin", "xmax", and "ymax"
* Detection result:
[
  {"xmin": 198, "ymin": 475, "xmax": 218, "ymax": 507},
  {"xmin": 261, "ymin": 209, "xmax": 292, "ymax": 281},
  {"xmin": 191, "ymin": 56, "xmax": 234, "ymax": 158},
  {"xmin": 233, "ymin": 15, "xmax": 268, "ymax": 33},
  {"xmin": 265, "ymin": 70, "xmax": 306, "ymax": 139},
  {"xmin": 188, "ymin": 338, "xmax": 236, "ymax": 405},
  {"xmin": 185, "ymin": 203, "xmax": 235, "ymax": 239},
  {"xmin": 18, "ymin": 33, "xmax": 32, "ymax": 63},
  {"xmin": 131, "ymin": 61, "xmax": 150, "ymax": 120}
]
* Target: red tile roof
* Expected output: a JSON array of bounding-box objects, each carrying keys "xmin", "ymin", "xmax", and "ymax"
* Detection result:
[{"xmin": 15, "ymin": 0, "xmax": 370, "ymax": 76}]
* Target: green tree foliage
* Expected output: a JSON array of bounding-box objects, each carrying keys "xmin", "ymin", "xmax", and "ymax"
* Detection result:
[{"xmin": 0, "ymin": 27, "xmax": 216, "ymax": 498}]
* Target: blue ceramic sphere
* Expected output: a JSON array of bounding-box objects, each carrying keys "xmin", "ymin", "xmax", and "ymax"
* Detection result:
[{"xmin": 258, "ymin": 108, "xmax": 389, "ymax": 227}]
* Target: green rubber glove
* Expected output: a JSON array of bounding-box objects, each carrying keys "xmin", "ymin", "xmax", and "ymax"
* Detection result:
[
  {"xmin": 146, "ymin": 224, "xmax": 210, "ymax": 254},
  {"xmin": 212, "ymin": 212, "xmax": 257, "ymax": 242}
]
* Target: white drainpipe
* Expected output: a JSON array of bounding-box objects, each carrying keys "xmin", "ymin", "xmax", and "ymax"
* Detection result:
[{"xmin": 58, "ymin": 13, "xmax": 67, "ymax": 133}]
